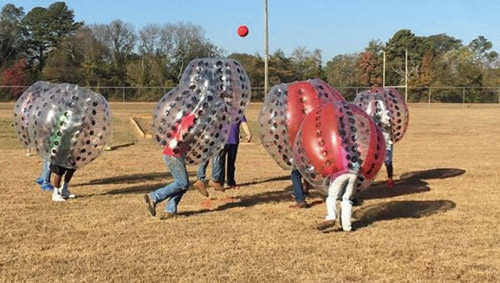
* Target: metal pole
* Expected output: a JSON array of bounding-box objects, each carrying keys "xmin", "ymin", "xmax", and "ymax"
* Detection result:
[
  {"xmin": 462, "ymin": 87, "xmax": 465, "ymax": 105},
  {"xmin": 263, "ymin": 0, "xmax": 269, "ymax": 95},
  {"xmin": 382, "ymin": 51, "xmax": 386, "ymax": 87},
  {"xmin": 405, "ymin": 49, "xmax": 408, "ymax": 102},
  {"xmin": 428, "ymin": 87, "xmax": 431, "ymax": 108},
  {"xmin": 122, "ymin": 87, "xmax": 125, "ymax": 110}
]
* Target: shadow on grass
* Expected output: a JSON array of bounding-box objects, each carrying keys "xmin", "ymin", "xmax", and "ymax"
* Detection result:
[
  {"xmin": 73, "ymin": 171, "xmax": 197, "ymax": 187},
  {"xmin": 235, "ymin": 175, "xmax": 290, "ymax": 187},
  {"xmin": 351, "ymin": 200, "xmax": 456, "ymax": 230},
  {"xmin": 181, "ymin": 186, "xmax": 326, "ymax": 217},
  {"xmin": 399, "ymin": 168, "xmax": 466, "ymax": 180},
  {"xmin": 108, "ymin": 142, "xmax": 135, "ymax": 151},
  {"xmin": 77, "ymin": 183, "xmax": 163, "ymax": 198},
  {"xmin": 357, "ymin": 168, "xmax": 465, "ymax": 201}
]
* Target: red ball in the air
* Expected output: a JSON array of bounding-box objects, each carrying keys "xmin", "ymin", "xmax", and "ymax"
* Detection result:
[{"xmin": 237, "ymin": 25, "xmax": 249, "ymax": 37}]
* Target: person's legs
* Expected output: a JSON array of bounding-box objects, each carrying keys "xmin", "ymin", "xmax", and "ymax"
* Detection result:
[
  {"xmin": 289, "ymin": 169, "xmax": 306, "ymax": 208},
  {"xmin": 218, "ymin": 145, "xmax": 228, "ymax": 185},
  {"xmin": 61, "ymin": 169, "xmax": 76, "ymax": 199},
  {"xmin": 196, "ymin": 159, "xmax": 209, "ymax": 182},
  {"xmin": 165, "ymin": 190, "xmax": 185, "ymax": 214},
  {"xmin": 210, "ymin": 154, "xmax": 222, "ymax": 183},
  {"xmin": 208, "ymin": 148, "xmax": 225, "ymax": 191},
  {"xmin": 225, "ymin": 144, "xmax": 238, "ymax": 187},
  {"xmin": 340, "ymin": 174, "xmax": 358, "ymax": 232},
  {"xmin": 50, "ymin": 164, "xmax": 66, "ymax": 202},
  {"xmin": 193, "ymin": 160, "xmax": 209, "ymax": 197},
  {"xmin": 38, "ymin": 160, "xmax": 53, "ymax": 191},
  {"xmin": 317, "ymin": 174, "xmax": 350, "ymax": 230},
  {"xmin": 385, "ymin": 144, "xmax": 394, "ymax": 187},
  {"xmin": 148, "ymin": 155, "xmax": 189, "ymax": 216}
]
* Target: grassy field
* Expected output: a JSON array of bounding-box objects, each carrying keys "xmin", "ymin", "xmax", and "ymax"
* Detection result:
[{"xmin": 0, "ymin": 102, "xmax": 499, "ymax": 282}]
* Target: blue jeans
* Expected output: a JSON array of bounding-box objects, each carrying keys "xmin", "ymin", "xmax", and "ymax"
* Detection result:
[
  {"xmin": 150, "ymin": 155, "xmax": 189, "ymax": 214},
  {"xmin": 384, "ymin": 144, "xmax": 393, "ymax": 166},
  {"xmin": 291, "ymin": 169, "xmax": 305, "ymax": 203},
  {"xmin": 196, "ymin": 155, "xmax": 222, "ymax": 182},
  {"xmin": 37, "ymin": 160, "xmax": 52, "ymax": 184}
]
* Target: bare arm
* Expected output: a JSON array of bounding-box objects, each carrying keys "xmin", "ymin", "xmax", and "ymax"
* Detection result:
[{"xmin": 241, "ymin": 121, "xmax": 252, "ymax": 142}]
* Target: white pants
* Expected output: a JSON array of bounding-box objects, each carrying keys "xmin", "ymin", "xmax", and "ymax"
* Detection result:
[{"xmin": 325, "ymin": 173, "xmax": 358, "ymax": 231}]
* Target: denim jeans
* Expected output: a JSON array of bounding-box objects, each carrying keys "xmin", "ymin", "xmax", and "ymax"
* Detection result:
[
  {"xmin": 384, "ymin": 144, "xmax": 393, "ymax": 166},
  {"xmin": 150, "ymin": 155, "xmax": 189, "ymax": 214},
  {"xmin": 196, "ymin": 154, "xmax": 222, "ymax": 182},
  {"xmin": 219, "ymin": 144, "xmax": 238, "ymax": 186},
  {"xmin": 37, "ymin": 160, "xmax": 52, "ymax": 184},
  {"xmin": 291, "ymin": 169, "xmax": 305, "ymax": 203}
]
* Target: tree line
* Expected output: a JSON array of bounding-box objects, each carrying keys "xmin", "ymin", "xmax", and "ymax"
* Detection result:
[{"xmin": 1, "ymin": 2, "xmax": 499, "ymax": 102}]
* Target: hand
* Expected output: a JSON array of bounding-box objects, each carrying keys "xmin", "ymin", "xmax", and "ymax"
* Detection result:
[{"xmin": 245, "ymin": 134, "xmax": 252, "ymax": 143}]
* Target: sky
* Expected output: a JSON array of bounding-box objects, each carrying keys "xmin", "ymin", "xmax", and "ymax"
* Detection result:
[{"xmin": 4, "ymin": 0, "xmax": 500, "ymax": 63}]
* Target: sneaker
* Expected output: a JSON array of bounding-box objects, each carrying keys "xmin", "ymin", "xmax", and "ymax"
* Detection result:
[
  {"xmin": 208, "ymin": 180, "xmax": 225, "ymax": 192},
  {"xmin": 61, "ymin": 187, "xmax": 75, "ymax": 199},
  {"xmin": 193, "ymin": 180, "xmax": 209, "ymax": 197},
  {"xmin": 351, "ymin": 198, "xmax": 363, "ymax": 206},
  {"xmin": 386, "ymin": 179, "xmax": 395, "ymax": 188},
  {"xmin": 35, "ymin": 177, "xmax": 44, "ymax": 185},
  {"xmin": 52, "ymin": 189, "xmax": 66, "ymax": 202},
  {"xmin": 316, "ymin": 220, "xmax": 336, "ymax": 231},
  {"xmin": 289, "ymin": 201, "xmax": 308, "ymax": 209},
  {"xmin": 41, "ymin": 183, "xmax": 54, "ymax": 191},
  {"xmin": 144, "ymin": 194, "xmax": 156, "ymax": 216}
]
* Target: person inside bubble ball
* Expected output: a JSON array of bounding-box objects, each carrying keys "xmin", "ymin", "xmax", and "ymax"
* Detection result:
[
  {"xmin": 289, "ymin": 169, "xmax": 308, "ymax": 209},
  {"xmin": 48, "ymin": 113, "xmax": 79, "ymax": 202},
  {"xmin": 35, "ymin": 160, "xmax": 54, "ymax": 191},
  {"xmin": 317, "ymin": 168, "xmax": 361, "ymax": 232},
  {"xmin": 144, "ymin": 113, "xmax": 196, "ymax": 219},
  {"xmin": 374, "ymin": 101, "xmax": 394, "ymax": 187},
  {"xmin": 193, "ymin": 116, "xmax": 251, "ymax": 193},
  {"xmin": 194, "ymin": 155, "xmax": 224, "ymax": 196},
  {"xmin": 50, "ymin": 163, "xmax": 76, "ymax": 202},
  {"xmin": 215, "ymin": 115, "xmax": 251, "ymax": 190}
]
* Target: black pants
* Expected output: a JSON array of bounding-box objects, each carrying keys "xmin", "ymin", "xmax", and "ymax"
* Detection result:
[{"xmin": 218, "ymin": 144, "xmax": 238, "ymax": 186}]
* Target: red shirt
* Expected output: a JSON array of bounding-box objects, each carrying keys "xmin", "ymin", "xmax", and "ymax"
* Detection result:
[{"xmin": 163, "ymin": 113, "xmax": 195, "ymax": 157}]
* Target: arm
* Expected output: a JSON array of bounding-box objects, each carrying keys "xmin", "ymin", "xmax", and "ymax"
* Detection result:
[{"xmin": 241, "ymin": 121, "xmax": 252, "ymax": 142}]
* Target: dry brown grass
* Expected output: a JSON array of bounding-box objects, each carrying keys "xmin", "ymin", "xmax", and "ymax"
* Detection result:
[{"xmin": 0, "ymin": 102, "xmax": 499, "ymax": 282}]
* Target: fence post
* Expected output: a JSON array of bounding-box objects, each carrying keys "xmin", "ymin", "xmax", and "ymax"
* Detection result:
[
  {"xmin": 122, "ymin": 87, "xmax": 125, "ymax": 110},
  {"xmin": 428, "ymin": 87, "xmax": 431, "ymax": 108},
  {"xmin": 462, "ymin": 88, "xmax": 465, "ymax": 106}
]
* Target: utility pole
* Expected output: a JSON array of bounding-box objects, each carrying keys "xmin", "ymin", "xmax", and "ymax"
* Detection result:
[
  {"xmin": 405, "ymin": 49, "xmax": 408, "ymax": 102},
  {"xmin": 263, "ymin": 0, "xmax": 269, "ymax": 96},
  {"xmin": 382, "ymin": 51, "xmax": 386, "ymax": 87}
]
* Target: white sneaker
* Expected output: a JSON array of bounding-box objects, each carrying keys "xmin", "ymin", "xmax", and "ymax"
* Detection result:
[
  {"xmin": 52, "ymin": 189, "xmax": 66, "ymax": 202},
  {"xmin": 62, "ymin": 183, "xmax": 75, "ymax": 199}
]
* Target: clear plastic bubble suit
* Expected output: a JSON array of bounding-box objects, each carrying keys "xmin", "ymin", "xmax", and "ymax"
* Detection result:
[
  {"xmin": 259, "ymin": 79, "xmax": 345, "ymax": 170},
  {"xmin": 292, "ymin": 102, "xmax": 386, "ymax": 194},
  {"xmin": 353, "ymin": 87, "xmax": 409, "ymax": 143},
  {"xmin": 152, "ymin": 84, "xmax": 232, "ymax": 165},
  {"xmin": 13, "ymin": 81, "xmax": 55, "ymax": 148},
  {"xmin": 27, "ymin": 84, "xmax": 112, "ymax": 169},
  {"xmin": 179, "ymin": 58, "xmax": 251, "ymax": 123}
]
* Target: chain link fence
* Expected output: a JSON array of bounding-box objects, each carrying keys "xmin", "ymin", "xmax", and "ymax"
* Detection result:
[{"xmin": 2, "ymin": 85, "xmax": 500, "ymax": 104}]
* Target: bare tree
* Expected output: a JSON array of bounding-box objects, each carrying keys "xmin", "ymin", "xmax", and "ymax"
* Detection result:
[{"xmin": 91, "ymin": 20, "xmax": 136, "ymax": 85}]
